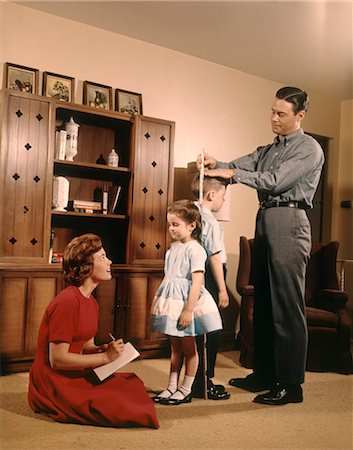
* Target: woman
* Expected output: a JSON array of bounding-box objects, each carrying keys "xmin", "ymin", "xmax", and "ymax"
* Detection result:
[{"xmin": 28, "ymin": 234, "xmax": 159, "ymax": 428}]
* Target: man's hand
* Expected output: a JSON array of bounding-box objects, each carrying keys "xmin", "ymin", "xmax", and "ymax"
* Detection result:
[
  {"xmin": 196, "ymin": 152, "xmax": 217, "ymax": 170},
  {"xmin": 204, "ymin": 167, "xmax": 235, "ymax": 180}
]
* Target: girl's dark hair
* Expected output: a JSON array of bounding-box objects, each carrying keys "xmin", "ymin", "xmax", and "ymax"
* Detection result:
[
  {"xmin": 167, "ymin": 199, "xmax": 202, "ymax": 242},
  {"xmin": 63, "ymin": 234, "xmax": 102, "ymax": 286},
  {"xmin": 276, "ymin": 86, "xmax": 309, "ymax": 114}
]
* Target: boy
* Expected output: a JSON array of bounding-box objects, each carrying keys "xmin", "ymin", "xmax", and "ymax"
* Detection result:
[{"xmin": 191, "ymin": 174, "xmax": 230, "ymax": 400}]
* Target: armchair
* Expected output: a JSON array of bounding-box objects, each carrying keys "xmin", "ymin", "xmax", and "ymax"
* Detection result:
[{"xmin": 236, "ymin": 236, "xmax": 352, "ymax": 374}]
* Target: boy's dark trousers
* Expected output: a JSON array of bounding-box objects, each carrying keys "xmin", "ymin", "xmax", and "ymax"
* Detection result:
[{"xmin": 193, "ymin": 264, "xmax": 226, "ymax": 396}]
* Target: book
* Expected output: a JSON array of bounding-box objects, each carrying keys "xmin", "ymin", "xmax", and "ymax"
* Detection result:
[
  {"xmin": 55, "ymin": 130, "xmax": 67, "ymax": 160},
  {"xmin": 72, "ymin": 200, "xmax": 102, "ymax": 210},
  {"xmin": 93, "ymin": 341, "xmax": 140, "ymax": 381},
  {"xmin": 109, "ymin": 185, "xmax": 122, "ymax": 213}
]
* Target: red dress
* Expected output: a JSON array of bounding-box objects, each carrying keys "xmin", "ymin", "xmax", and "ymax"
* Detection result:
[{"xmin": 28, "ymin": 286, "xmax": 159, "ymax": 428}]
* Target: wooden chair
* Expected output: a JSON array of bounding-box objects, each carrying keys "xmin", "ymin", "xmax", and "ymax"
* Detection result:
[{"xmin": 236, "ymin": 236, "xmax": 352, "ymax": 374}]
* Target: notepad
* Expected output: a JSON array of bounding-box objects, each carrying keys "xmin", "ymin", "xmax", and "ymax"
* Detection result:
[{"xmin": 93, "ymin": 342, "xmax": 140, "ymax": 381}]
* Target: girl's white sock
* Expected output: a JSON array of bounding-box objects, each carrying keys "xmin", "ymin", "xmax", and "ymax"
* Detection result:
[
  {"xmin": 158, "ymin": 371, "xmax": 178, "ymax": 398},
  {"xmin": 170, "ymin": 374, "xmax": 195, "ymax": 399}
]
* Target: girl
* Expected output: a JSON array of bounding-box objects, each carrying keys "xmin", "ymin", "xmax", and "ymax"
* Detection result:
[
  {"xmin": 28, "ymin": 234, "xmax": 159, "ymax": 428},
  {"xmin": 150, "ymin": 200, "xmax": 222, "ymax": 405}
]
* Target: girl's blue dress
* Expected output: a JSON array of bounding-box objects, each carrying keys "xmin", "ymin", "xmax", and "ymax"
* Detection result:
[{"xmin": 150, "ymin": 240, "xmax": 222, "ymax": 337}]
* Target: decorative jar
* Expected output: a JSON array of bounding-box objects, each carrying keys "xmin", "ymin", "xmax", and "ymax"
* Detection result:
[{"xmin": 65, "ymin": 117, "xmax": 80, "ymax": 161}]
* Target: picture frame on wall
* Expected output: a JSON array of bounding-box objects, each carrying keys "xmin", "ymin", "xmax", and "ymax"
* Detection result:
[
  {"xmin": 43, "ymin": 71, "xmax": 75, "ymax": 102},
  {"xmin": 83, "ymin": 81, "xmax": 113, "ymax": 110},
  {"xmin": 115, "ymin": 89, "xmax": 143, "ymax": 115},
  {"xmin": 4, "ymin": 62, "xmax": 39, "ymax": 94}
]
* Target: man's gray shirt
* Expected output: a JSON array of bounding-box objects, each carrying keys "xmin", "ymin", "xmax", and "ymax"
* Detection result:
[{"xmin": 216, "ymin": 129, "xmax": 324, "ymax": 208}]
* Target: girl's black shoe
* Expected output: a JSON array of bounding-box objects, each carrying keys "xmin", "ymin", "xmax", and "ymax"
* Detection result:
[{"xmin": 160, "ymin": 390, "xmax": 192, "ymax": 405}]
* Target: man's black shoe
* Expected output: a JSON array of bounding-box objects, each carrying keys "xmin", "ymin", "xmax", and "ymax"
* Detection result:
[
  {"xmin": 253, "ymin": 384, "xmax": 303, "ymax": 405},
  {"xmin": 229, "ymin": 373, "xmax": 273, "ymax": 392}
]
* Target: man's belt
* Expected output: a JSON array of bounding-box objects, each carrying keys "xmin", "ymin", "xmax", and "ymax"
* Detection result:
[{"xmin": 259, "ymin": 200, "xmax": 308, "ymax": 210}]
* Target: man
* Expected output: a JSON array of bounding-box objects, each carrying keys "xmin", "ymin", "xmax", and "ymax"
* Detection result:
[{"xmin": 199, "ymin": 87, "xmax": 324, "ymax": 405}]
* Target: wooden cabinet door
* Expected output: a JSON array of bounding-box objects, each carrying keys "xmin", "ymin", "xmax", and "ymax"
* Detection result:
[
  {"xmin": 0, "ymin": 90, "xmax": 54, "ymax": 263},
  {"xmin": 94, "ymin": 272, "xmax": 121, "ymax": 345},
  {"xmin": 0, "ymin": 270, "xmax": 63, "ymax": 372},
  {"xmin": 128, "ymin": 116, "xmax": 174, "ymax": 265},
  {"xmin": 120, "ymin": 269, "xmax": 168, "ymax": 355}
]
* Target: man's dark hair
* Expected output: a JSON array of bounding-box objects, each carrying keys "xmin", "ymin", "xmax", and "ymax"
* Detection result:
[{"xmin": 276, "ymin": 86, "xmax": 309, "ymax": 114}]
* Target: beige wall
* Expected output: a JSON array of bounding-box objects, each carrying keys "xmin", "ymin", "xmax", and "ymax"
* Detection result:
[
  {"xmin": 334, "ymin": 101, "xmax": 353, "ymax": 314},
  {"xmin": 1, "ymin": 3, "xmax": 350, "ymax": 307}
]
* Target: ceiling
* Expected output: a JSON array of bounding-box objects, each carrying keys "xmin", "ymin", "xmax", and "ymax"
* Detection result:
[{"xmin": 14, "ymin": 1, "xmax": 353, "ymax": 101}]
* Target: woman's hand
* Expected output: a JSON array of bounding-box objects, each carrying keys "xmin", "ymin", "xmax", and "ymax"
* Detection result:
[
  {"xmin": 104, "ymin": 339, "xmax": 125, "ymax": 363},
  {"xmin": 196, "ymin": 152, "xmax": 217, "ymax": 170},
  {"xmin": 178, "ymin": 309, "xmax": 193, "ymax": 329}
]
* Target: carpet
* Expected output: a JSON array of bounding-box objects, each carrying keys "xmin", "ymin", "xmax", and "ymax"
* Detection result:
[{"xmin": 1, "ymin": 351, "xmax": 352, "ymax": 450}]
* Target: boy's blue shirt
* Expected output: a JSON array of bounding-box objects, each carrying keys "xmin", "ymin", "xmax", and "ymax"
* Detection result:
[{"xmin": 196, "ymin": 202, "xmax": 227, "ymax": 264}]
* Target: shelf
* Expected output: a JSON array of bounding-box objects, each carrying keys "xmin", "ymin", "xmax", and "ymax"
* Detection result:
[
  {"xmin": 52, "ymin": 210, "xmax": 127, "ymax": 220},
  {"xmin": 54, "ymin": 160, "xmax": 131, "ymax": 182}
]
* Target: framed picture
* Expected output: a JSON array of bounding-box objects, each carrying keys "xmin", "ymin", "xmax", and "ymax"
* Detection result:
[
  {"xmin": 43, "ymin": 71, "xmax": 75, "ymax": 102},
  {"xmin": 115, "ymin": 89, "xmax": 143, "ymax": 115},
  {"xmin": 83, "ymin": 81, "xmax": 112, "ymax": 110},
  {"xmin": 4, "ymin": 62, "xmax": 39, "ymax": 94}
]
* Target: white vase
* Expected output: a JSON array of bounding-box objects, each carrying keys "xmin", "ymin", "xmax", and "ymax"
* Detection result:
[
  {"xmin": 107, "ymin": 149, "xmax": 119, "ymax": 167},
  {"xmin": 65, "ymin": 117, "xmax": 79, "ymax": 161},
  {"xmin": 52, "ymin": 176, "xmax": 70, "ymax": 211}
]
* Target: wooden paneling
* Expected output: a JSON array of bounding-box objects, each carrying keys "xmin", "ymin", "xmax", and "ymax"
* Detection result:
[
  {"xmin": 0, "ymin": 277, "xmax": 27, "ymax": 353},
  {"xmin": 94, "ymin": 275, "xmax": 119, "ymax": 345},
  {"xmin": 0, "ymin": 91, "xmax": 52, "ymax": 263},
  {"xmin": 28, "ymin": 277, "xmax": 58, "ymax": 352},
  {"xmin": 129, "ymin": 117, "xmax": 174, "ymax": 265},
  {"xmin": 123, "ymin": 271, "xmax": 165, "ymax": 346}
]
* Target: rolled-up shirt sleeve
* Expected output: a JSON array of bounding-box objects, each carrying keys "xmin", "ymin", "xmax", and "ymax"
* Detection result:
[{"xmin": 215, "ymin": 132, "xmax": 324, "ymax": 204}]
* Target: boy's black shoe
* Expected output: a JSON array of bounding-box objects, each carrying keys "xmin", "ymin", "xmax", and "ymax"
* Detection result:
[
  {"xmin": 208, "ymin": 379, "xmax": 225, "ymax": 393},
  {"xmin": 208, "ymin": 383, "xmax": 230, "ymax": 400},
  {"xmin": 193, "ymin": 379, "xmax": 230, "ymax": 400}
]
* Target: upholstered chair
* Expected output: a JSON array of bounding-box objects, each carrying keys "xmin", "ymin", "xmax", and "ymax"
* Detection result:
[{"xmin": 236, "ymin": 236, "xmax": 352, "ymax": 374}]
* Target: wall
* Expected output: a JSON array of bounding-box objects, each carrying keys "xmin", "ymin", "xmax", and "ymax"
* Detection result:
[
  {"xmin": 1, "ymin": 3, "xmax": 348, "ymax": 313},
  {"xmin": 334, "ymin": 100, "xmax": 353, "ymax": 315}
]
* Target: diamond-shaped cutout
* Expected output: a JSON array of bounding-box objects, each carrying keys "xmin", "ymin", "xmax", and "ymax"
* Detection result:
[
  {"xmin": 30, "ymin": 238, "xmax": 38, "ymax": 246},
  {"xmin": 160, "ymin": 135, "xmax": 166, "ymax": 142},
  {"xmin": 158, "ymin": 189, "xmax": 163, "ymax": 196},
  {"xmin": 16, "ymin": 110, "xmax": 23, "ymax": 118},
  {"xmin": 149, "ymin": 215, "xmax": 155, "ymax": 222},
  {"xmin": 142, "ymin": 187, "xmax": 148, "ymax": 194},
  {"xmin": 139, "ymin": 242, "xmax": 146, "ymax": 248},
  {"xmin": 36, "ymin": 114, "xmax": 43, "ymax": 121},
  {"xmin": 151, "ymin": 161, "xmax": 157, "ymax": 168},
  {"xmin": 155, "ymin": 243, "xmax": 161, "ymax": 250},
  {"xmin": 9, "ymin": 237, "xmax": 17, "ymax": 245},
  {"xmin": 12, "ymin": 173, "xmax": 20, "ymax": 181},
  {"xmin": 33, "ymin": 175, "xmax": 40, "ymax": 183},
  {"xmin": 25, "ymin": 143, "xmax": 32, "ymax": 151},
  {"xmin": 144, "ymin": 132, "xmax": 150, "ymax": 139},
  {"xmin": 23, "ymin": 206, "xmax": 29, "ymax": 214}
]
